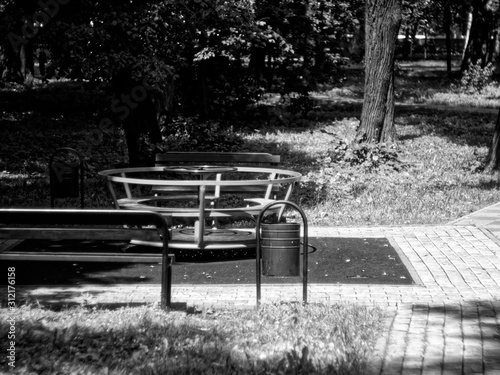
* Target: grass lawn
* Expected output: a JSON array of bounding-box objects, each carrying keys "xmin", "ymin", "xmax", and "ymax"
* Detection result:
[
  {"xmin": 1, "ymin": 303, "xmax": 385, "ymax": 374},
  {"xmin": 1, "ymin": 59, "xmax": 499, "ymax": 374}
]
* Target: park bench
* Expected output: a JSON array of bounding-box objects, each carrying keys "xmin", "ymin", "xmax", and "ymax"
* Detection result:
[{"xmin": 0, "ymin": 209, "xmax": 174, "ymax": 308}]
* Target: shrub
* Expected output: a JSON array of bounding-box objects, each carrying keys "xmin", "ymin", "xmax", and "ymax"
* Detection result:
[
  {"xmin": 460, "ymin": 61, "xmax": 495, "ymax": 93},
  {"xmin": 330, "ymin": 140, "xmax": 405, "ymax": 172},
  {"xmin": 295, "ymin": 139, "xmax": 406, "ymax": 207}
]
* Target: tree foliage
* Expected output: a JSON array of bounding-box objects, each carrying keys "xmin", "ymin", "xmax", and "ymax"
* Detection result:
[
  {"xmin": 7, "ymin": 0, "xmax": 499, "ymax": 159},
  {"xmin": 1, "ymin": 0, "xmax": 358, "ymax": 111},
  {"xmin": 1, "ymin": 0, "xmax": 366, "ymax": 164}
]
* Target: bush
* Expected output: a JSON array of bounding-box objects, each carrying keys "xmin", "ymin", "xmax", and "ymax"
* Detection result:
[
  {"xmin": 329, "ymin": 140, "xmax": 404, "ymax": 172},
  {"xmin": 295, "ymin": 139, "xmax": 406, "ymax": 207},
  {"xmin": 460, "ymin": 61, "xmax": 495, "ymax": 93}
]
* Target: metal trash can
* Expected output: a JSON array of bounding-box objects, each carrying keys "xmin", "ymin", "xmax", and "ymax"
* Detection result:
[
  {"xmin": 261, "ymin": 223, "xmax": 300, "ymax": 277},
  {"xmin": 256, "ymin": 200, "xmax": 308, "ymax": 305},
  {"xmin": 50, "ymin": 161, "xmax": 80, "ymax": 198}
]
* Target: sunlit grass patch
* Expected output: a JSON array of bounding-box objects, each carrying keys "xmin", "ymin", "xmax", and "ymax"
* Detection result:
[
  {"xmin": 241, "ymin": 111, "xmax": 500, "ymax": 226},
  {"xmin": 427, "ymin": 85, "xmax": 500, "ymax": 109},
  {"xmin": 1, "ymin": 303, "xmax": 386, "ymax": 374},
  {"xmin": 3, "ymin": 108, "xmax": 498, "ymax": 225}
]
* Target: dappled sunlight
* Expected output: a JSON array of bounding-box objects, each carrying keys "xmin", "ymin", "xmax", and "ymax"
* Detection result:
[
  {"xmin": 0, "ymin": 303, "xmax": 384, "ymax": 374},
  {"xmin": 292, "ymin": 115, "xmax": 500, "ymax": 225},
  {"xmin": 429, "ymin": 90, "xmax": 500, "ymax": 109},
  {"xmin": 242, "ymin": 118, "xmax": 358, "ymax": 169},
  {"xmin": 3, "ymin": 104, "xmax": 500, "ymax": 225}
]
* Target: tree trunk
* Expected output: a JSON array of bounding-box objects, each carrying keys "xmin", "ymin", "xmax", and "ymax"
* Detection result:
[
  {"xmin": 461, "ymin": 0, "xmax": 490, "ymax": 71},
  {"xmin": 121, "ymin": 99, "xmax": 162, "ymax": 167},
  {"xmin": 349, "ymin": 23, "xmax": 365, "ymax": 63},
  {"xmin": 112, "ymin": 70, "xmax": 162, "ymax": 167},
  {"xmin": 461, "ymin": 10, "xmax": 473, "ymax": 66},
  {"xmin": 485, "ymin": 109, "xmax": 500, "ymax": 174},
  {"xmin": 19, "ymin": 43, "xmax": 35, "ymax": 84},
  {"xmin": 462, "ymin": 0, "xmax": 500, "ymax": 70},
  {"xmin": 2, "ymin": 37, "xmax": 29, "ymax": 83},
  {"xmin": 356, "ymin": 0, "xmax": 402, "ymax": 143},
  {"xmin": 487, "ymin": 29, "xmax": 498, "ymax": 64},
  {"xmin": 444, "ymin": 0, "xmax": 453, "ymax": 77},
  {"xmin": 495, "ymin": 31, "xmax": 500, "ymax": 76},
  {"xmin": 410, "ymin": 20, "xmax": 421, "ymax": 61}
]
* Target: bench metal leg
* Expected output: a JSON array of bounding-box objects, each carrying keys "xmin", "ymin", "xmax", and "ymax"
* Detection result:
[{"xmin": 161, "ymin": 254, "xmax": 173, "ymax": 309}]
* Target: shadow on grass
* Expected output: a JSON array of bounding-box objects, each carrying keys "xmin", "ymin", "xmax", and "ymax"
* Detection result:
[
  {"xmin": 0, "ymin": 302, "xmax": 381, "ymax": 375},
  {"xmin": 247, "ymin": 96, "xmax": 496, "ymax": 154},
  {"xmin": 0, "ymin": 315, "xmax": 241, "ymax": 373},
  {"xmin": 394, "ymin": 108, "xmax": 496, "ymax": 148}
]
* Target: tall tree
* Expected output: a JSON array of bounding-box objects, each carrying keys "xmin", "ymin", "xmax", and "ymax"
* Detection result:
[
  {"xmin": 400, "ymin": 0, "xmax": 432, "ymax": 60},
  {"xmin": 356, "ymin": 0, "xmax": 402, "ymax": 143},
  {"xmin": 483, "ymin": 0, "xmax": 500, "ymax": 173},
  {"xmin": 0, "ymin": 0, "xmax": 38, "ymax": 84},
  {"xmin": 461, "ymin": 0, "xmax": 499, "ymax": 71},
  {"xmin": 485, "ymin": 110, "xmax": 500, "ymax": 174},
  {"xmin": 461, "ymin": 7, "xmax": 473, "ymax": 65},
  {"xmin": 443, "ymin": 0, "xmax": 453, "ymax": 76}
]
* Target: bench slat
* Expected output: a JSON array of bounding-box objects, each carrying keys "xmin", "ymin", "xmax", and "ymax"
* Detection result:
[
  {"xmin": 0, "ymin": 228, "xmax": 161, "ymax": 241},
  {"xmin": 0, "ymin": 252, "xmax": 165, "ymax": 262},
  {"xmin": 0, "ymin": 209, "xmax": 168, "ymax": 228}
]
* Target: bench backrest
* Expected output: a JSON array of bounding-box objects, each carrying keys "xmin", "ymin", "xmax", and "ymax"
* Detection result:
[
  {"xmin": 0, "ymin": 209, "xmax": 170, "ymax": 262},
  {"xmin": 155, "ymin": 152, "xmax": 280, "ymax": 166}
]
